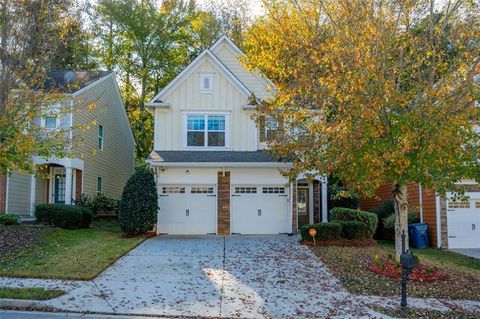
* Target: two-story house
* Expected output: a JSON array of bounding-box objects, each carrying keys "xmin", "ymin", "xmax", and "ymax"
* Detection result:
[
  {"xmin": 0, "ymin": 71, "xmax": 135, "ymax": 216},
  {"xmin": 146, "ymin": 36, "xmax": 329, "ymax": 235}
]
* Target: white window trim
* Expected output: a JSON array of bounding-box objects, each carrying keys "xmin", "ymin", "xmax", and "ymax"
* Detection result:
[
  {"xmin": 98, "ymin": 124, "xmax": 104, "ymax": 151},
  {"xmin": 199, "ymin": 73, "xmax": 214, "ymax": 93},
  {"xmin": 183, "ymin": 112, "xmax": 230, "ymax": 149}
]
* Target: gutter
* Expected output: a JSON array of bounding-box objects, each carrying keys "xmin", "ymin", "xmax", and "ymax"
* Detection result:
[{"xmin": 145, "ymin": 160, "xmax": 292, "ymax": 169}]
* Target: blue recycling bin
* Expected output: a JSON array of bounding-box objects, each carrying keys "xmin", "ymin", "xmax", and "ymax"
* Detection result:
[{"xmin": 408, "ymin": 223, "xmax": 429, "ymax": 249}]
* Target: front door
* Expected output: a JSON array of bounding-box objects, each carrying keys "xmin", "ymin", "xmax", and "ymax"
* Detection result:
[
  {"xmin": 54, "ymin": 173, "xmax": 66, "ymax": 204},
  {"xmin": 297, "ymin": 188, "xmax": 310, "ymax": 228}
]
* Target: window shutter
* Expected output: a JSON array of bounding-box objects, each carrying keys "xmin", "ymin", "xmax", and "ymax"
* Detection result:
[{"xmin": 259, "ymin": 115, "xmax": 266, "ymax": 142}]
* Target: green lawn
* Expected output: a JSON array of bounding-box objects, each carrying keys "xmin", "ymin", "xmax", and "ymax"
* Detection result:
[
  {"xmin": 311, "ymin": 240, "xmax": 480, "ymax": 300},
  {"xmin": 0, "ymin": 219, "xmax": 146, "ymax": 280},
  {"xmin": 0, "ymin": 287, "xmax": 64, "ymax": 300}
]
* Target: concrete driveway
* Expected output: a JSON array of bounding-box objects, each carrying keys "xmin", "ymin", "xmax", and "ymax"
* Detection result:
[{"xmin": 91, "ymin": 235, "xmax": 374, "ymax": 318}]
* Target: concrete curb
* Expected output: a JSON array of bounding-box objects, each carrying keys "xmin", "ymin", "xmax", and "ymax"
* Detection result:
[{"xmin": 0, "ymin": 299, "xmax": 56, "ymax": 311}]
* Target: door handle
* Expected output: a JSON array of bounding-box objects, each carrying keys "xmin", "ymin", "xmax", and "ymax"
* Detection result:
[
  {"xmin": 258, "ymin": 209, "xmax": 261, "ymax": 216},
  {"xmin": 186, "ymin": 209, "xmax": 190, "ymax": 216},
  {"xmin": 473, "ymin": 224, "xmax": 476, "ymax": 231}
]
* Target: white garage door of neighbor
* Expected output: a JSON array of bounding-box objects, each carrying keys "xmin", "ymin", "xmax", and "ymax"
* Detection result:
[
  {"xmin": 231, "ymin": 185, "xmax": 289, "ymax": 234},
  {"xmin": 446, "ymin": 195, "xmax": 480, "ymax": 249},
  {"xmin": 158, "ymin": 185, "xmax": 216, "ymax": 235}
]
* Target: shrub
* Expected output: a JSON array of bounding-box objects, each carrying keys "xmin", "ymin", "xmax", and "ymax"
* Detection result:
[
  {"xmin": 383, "ymin": 211, "xmax": 421, "ymax": 230},
  {"xmin": 337, "ymin": 221, "xmax": 368, "ymax": 239},
  {"xmin": 0, "ymin": 212, "xmax": 20, "ymax": 226},
  {"xmin": 75, "ymin": 193, "xmax": 118, "ymax": 216},
  {"xmin": 330, "ymin": 207, "xmax": 378, "ymax": 238},
  {"xmin": 328, "ymin": 189, "xmax": 359, "ymax": 209},
  {"xmin": 118, "ymin": 168, "xmax": 158, "ymax": 234},
  {"xmin": 371, "ymin": 200, "xmax": 395, "ymax": 238},
  {"xmin": 299, "ymin": 222, "xmax": 342, "ymax": 241},
  {"xmin": 35, "ymin": 204, "xmax": 93, "ymax": 229}
]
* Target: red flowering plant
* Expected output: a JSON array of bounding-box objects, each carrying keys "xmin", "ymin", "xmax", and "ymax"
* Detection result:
[{"xmin": 369, "ymin": 254, "xmax": 447, "ymax": 282}]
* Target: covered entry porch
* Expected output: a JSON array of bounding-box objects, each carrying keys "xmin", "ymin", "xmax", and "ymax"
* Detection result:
[{"xmin": 296, "ymin": 175, "xmax": 328, "ymax": 229}]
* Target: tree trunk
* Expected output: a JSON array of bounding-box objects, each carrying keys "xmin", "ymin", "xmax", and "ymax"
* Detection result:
[{"xmin": 393, "ymin": 183, "xmax": 409, "ymax": 257}]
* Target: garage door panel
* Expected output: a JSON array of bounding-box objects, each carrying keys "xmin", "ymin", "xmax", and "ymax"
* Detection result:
[
  {"xmin": 158, "ymin": 185, "xmax": 216, "ymax": 235},
  {"xmin": 232, "ymin": 185, "xmax": 289, "ymax": 234},
  {"xmin": 446, "ymin": 195, "xmax": 480, "ymax": 249}
]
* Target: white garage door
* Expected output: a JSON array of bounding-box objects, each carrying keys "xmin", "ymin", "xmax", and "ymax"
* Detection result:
[
  {"xmin": 157, "ymin": 185, "xmax": 216, "ymax": 235},
  {"xmin": 446, "ymin": 194, "xmax": 480, "ymax": 249},
  {"xmin": 231, "ymin": 185, "xmax": 289, "ymax": 234}
]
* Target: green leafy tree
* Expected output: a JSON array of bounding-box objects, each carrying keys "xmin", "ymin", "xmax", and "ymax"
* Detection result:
[
  {"xmin": 118, "ymin": 168, "xmax": 158, "ymax": 234},
  {"xmin": 91, "ymin": 0, "xmax": 196, "ymax": 159},
  {"xmin": 245, "ymin": 0, "xmax": 480, "ymax": 256},
  {"xmin": 0, "ymin": 0, "xmax": 79, "ymax": 175}
]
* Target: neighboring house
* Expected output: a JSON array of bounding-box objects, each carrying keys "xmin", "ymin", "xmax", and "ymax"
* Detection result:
[
  {"xmin": 146, "ymin": 35, "xmax": 329, "ymax": 235},
  {"xmin": 0, "ymin": 71, "xmax": 135, "ymax": 216},
  {"xmin": 359, "ymin": 182, "xmax": 480, "ymax": 249}
]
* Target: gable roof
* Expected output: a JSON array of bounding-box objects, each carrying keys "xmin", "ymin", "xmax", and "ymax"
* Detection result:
[
  {"xmin": 210, "ymin": 35, "xmax": 277, "ymax": 92},
  {"xmin": 146, "ymin": 48, "xmax": 251, "ymax": 107},
  {"xmin": 45, "ymin": 70, "xmax": 113, "ymax": 94}
]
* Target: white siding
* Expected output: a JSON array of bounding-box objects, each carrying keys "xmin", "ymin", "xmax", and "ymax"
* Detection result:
[
  {"xmin": 156, "ymin": 58, "xmax": 257, "ymax": 151},
  {"xmin": 212, "ymin": 43, "xmax": 270, "ymax": 99}
]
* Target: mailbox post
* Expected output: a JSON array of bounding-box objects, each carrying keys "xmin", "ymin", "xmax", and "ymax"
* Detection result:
[{"xmin": 399, "ymin": 230, "xmax": 419, "ymax": 318}]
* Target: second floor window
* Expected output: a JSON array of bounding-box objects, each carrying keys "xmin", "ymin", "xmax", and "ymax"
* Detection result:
[
  {"xmin": 98, "ymin": 125, "xmax": 104, "ymax": 150},
  {"xmin": 44, "ymin": 115, "xmax": 58, "ymax": 129},
  {"xmin": 186, "ymin": 114, "xmax": 227, "ymax": 147},
  {"xmin": 97, "ymin": 176, "xmax": 103, "ymax": 194}
]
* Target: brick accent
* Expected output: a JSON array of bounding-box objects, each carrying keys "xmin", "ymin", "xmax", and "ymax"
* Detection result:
[
  {"xmin": 217, "ymin": 171, "xmax": 230, "ymax": 235},
  {"xmin": 75, "ymin": 170, "xmax": 82, "ymax": 201},
  {"xmin": 292, "ymin": 182, "xmax": 297, "ymax": 232},
  {"xmin": 313, "ymin": 181, "xmax": 320, "ymax": 223},
  {"xmin": 0, "ymin": 175, "xmax": 6, "ymax": 212}
]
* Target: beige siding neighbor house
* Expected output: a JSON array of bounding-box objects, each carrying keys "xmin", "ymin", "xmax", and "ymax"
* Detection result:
[
  {"xmin": 146, "ymin": 36, "xmax": 329, "ymax": 235},
  {"xmin": 0, "ymin": 71, "xmax": 135, "ymax": 216}
]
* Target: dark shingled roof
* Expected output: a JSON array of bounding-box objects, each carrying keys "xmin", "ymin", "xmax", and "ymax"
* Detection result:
[
  {"xmin": 150, "ymin": 151, "xmax": 283, "ymax": 163},
  {"xmin": 45, "ymin": 70, "xmax": 112, "ymax": 93}
]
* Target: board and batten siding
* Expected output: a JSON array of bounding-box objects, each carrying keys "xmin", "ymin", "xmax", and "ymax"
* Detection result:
[
  {"xmin": 212, "ymin": 43, "xmax": 270, "ymax": 99},
  {"xmin": 155, "ymin": 58, "xmax": 257, "ymax": 152},
  {"xmin": 7, "ymin": 171, "xmax": 31, "ymax": 215},
  {"xmin": 72, "ymin": 74, "xmax": 135, "ymax": 200}
]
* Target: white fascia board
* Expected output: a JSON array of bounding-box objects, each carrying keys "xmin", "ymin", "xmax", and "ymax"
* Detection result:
[
  {"xmin": 146, "ymin": 161, "xmax": 292, "ymax": 168},
  {"xmin": 148, "ymin": 49, "xmax": 251, "ymax": 104},
  {"xmin": 210, "ymin": 35, "xmax": 277, "ymax": 93},
  {"xmin": 33, "ymin": 156, "xmax": 84, "ymax": 171}
]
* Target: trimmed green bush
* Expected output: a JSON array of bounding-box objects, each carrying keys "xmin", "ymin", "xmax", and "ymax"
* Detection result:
[
  {"xmin": 337, "ymin": 221, "xmax": 368, "ymax": 239},
  {"xmin": 34, "ymin": 204, "xmax": 92, "ymax": 229},
  {"xmin": 330, "ymin": 207, "xmax": 378, "ymax": 238},
  {"xmin": 0, "ymin": 212, "xmax": 20, "ymax": 226},
  {"xmin": 118, "ymin": 168, "xmax": 158, "ymax": 234},
  {"xmin": 383, "ymin": 211, "xmax": 420, "ymax": 230},
  {"xmin": 75, "ymin": 193, "xmax": 118, "ymax": 216},
  {"xmin": 299, "ymin": 222, "xmax": 342, "ymax": 241}
]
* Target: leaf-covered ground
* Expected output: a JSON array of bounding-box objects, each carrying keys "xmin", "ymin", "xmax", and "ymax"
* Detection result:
[
  {"xmin": 370, "ymin": 305, "xmax": 480, "ymax": 319},
  {"xmin": 0, "ymin": 224, "xmax": 47, "ymax": 259},
  {"xmin": 0, "ymin": 219, "xmax": 146, "ymax": 280},
  {"xmin": 311, "ymin": 241, "xmax": 480, "ymax": 301}
]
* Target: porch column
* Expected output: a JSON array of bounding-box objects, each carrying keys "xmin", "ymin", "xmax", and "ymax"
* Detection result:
[
  {"xmin": 65, "ymin": 167, "xmax": 73, "ymax": 205},
  {"xmin": 321, "ymin": 174, "xmax": 328, "ymax": 222},
  {"xmin": 30, "ymin": 174, "xmax": 36, "ymax": 216}
]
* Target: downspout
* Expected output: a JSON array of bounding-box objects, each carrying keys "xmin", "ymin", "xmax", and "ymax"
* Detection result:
[
  {"xmin": 419, "ymin": 183, "xmax": 424, "ymax": 223},
  {"xmin": 435, "ymin": 194, "xmax": 442, "ymax": 248},
  {"xmin": 5, "ymin": 172, "xmax": 9, "ymax": 213}
]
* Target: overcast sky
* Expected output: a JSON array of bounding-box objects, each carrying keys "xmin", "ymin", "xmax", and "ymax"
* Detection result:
[{"xmin": 195, "ymin": 0, "xmax": 265, "ymax": 17}]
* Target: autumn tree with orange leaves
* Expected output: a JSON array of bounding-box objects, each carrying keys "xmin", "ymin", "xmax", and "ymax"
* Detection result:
[{"xmin": 244, "ymin": 0, "xmax": 480, "ymax": 256}]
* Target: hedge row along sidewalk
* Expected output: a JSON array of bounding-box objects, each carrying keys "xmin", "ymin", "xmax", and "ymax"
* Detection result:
[{"xmin": 0, "ymin": 219, "xmax": 146, "ymax": 280}]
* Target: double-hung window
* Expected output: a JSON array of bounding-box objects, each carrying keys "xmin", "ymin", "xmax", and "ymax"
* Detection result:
[
  {"xmin": 98, "ymin": 125, "xmax": 104, "ymax": 150},
  {"xmin": 186, "ymin": 114, "xmax": 227, "ymax": 147}
]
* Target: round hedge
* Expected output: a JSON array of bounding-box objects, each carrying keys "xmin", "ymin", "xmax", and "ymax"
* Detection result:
[
  {"xmin": 330, "ymin": 207, "xmax": 378, "ymax": 238},
  {"xmin": 118, "ymin": 168, "xmax": 158, "ymax": 234}
]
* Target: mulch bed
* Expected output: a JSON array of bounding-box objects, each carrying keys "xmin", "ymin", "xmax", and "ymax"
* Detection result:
[
  {"xmin": 301, "ymin": 238, "xmax": 377, "ymax": 247},
  {"xmin": 0, "ymin": 224, "xmax": 48, "ymax": 259},
  {"xmin": 311, "ymin": 244, "xmax": 480, "ymax": 300}
]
